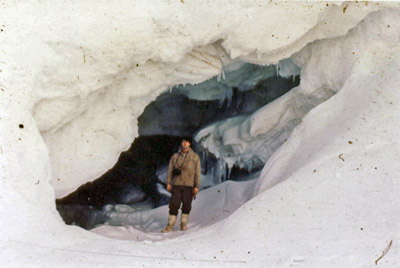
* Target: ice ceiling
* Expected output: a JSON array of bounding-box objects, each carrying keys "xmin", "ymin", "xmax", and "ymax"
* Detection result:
[{"xmin": 2, "ymin": 1, "xmax": 400, "ymax": 267}]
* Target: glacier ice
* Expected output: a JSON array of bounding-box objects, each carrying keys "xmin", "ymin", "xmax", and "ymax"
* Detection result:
[
  {"xmin": 194, "ymin": 86, "xmax": 309, "ymax": 179},
  {"xmin": 171, "ymin": 59, "xmax": 297, "ymax": 103},
  {"xmin": 2, "ymin": 1, "xmax": 400, "ymax": 267},
  {"xmin": 138, "ymin": 62, "xmax": 299, "ymax": 137}
]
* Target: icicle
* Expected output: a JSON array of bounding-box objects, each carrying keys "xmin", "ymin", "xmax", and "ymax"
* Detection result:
[
  {"xmin": 224, "ymin": 162, "xmax": 228, "ymax": 181},
  {"xmin": 218, "ymin": 88, "xmax": 233, "ymax": 107},
  {"xmin": 276, "ymin": 64, "xmax": 279, "ymax": 77},
  {"xmin": 208, "ymin": 154, "xmax": 214, "ymax": 175},
  {"xmin": 215, "ymin": 158, "xmax": 227, "ymax": 183},
  {"xmin": 217, "ymin": 68, "xmax": 225, "ymax": 82},
  {"xmin": 218, "ymin": 159, "xmax": 223, "ymax": 183},
  {"xmin": 247, "ymin": 160, "xmax": 253, "ymax": 173},
  {"xmin": 214, "ymin": 159, "xmax": 220, "ymax": 184},
  {"xmin": 218, "ymin": 98, "xmax": 223, "ymax": 107},
  {"xmin": 226, "ymin": 88, "xmax": 233, "ymax": 107},
  {"xmin": 227, "ymin": 163, "xmax": 233, "ymax": 179},
  {"xmin": 201, "ymin": 150, "xmax": 206, "ymax": 174},
  {"xmin": 201, "ymin": 149, "xmax": 209, "ymax": 175},
  {"xmin": 218, "ymin": 89, "xmax": 225, "ymax": 107},
  {"xmin": 222, "ymin": 160, "xmax": 227, "ymax": 182}
]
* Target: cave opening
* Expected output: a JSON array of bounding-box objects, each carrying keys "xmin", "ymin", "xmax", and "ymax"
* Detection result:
[{"xmin": 55, "ymin": 61, "xmax": 301, "ymax": 231}]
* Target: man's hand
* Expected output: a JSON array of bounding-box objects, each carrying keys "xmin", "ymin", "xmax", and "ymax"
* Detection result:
[
  {"xmin": 192, "ymin": 187, "xmax": 199, "ymax": 197},
  {"xmin": 167, "ymin": 184, "xmax": 172, "ymax": 192}
]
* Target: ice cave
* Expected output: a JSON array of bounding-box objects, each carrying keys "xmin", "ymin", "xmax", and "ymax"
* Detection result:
[{"xmin": 2, "ymin": 1, "xmax": 400, "ymax": 267}]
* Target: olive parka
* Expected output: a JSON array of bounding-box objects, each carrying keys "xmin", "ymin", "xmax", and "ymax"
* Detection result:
[{"xmin": 167, "ymin": 148, "xmax": 201, "ymax": 188}]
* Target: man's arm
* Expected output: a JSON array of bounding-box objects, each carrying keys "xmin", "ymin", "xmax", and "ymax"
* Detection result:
[
  {"xmin": 192, "ymin": 155, "xmax": 201, "ymax": 197},
  {"xmin": 194, "ymin": 154, "xmax": 201, "ymax": 188},
  {"xmin": 166, "ymin": 154, "xmax": 175, "ymax": 191}
]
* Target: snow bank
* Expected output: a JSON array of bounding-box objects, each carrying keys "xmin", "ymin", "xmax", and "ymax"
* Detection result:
[
  {"xmin": 92, "ymin": 177, "xmax": 258, "ymax": 242},
  {"xmin": 2, "ymin": 1, "xmax": 400, "ymax": 267}
]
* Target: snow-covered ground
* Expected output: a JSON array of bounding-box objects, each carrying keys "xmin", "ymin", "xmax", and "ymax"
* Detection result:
[
  {"xmin": 2, "ymin": 1, "xmax": 400, "ymax": 267},
  {"xmin": 92, "ymin": 176, "xmax": 258, "ymax": 242}
]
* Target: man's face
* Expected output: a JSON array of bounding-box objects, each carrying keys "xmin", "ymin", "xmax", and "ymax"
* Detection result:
[{"xmin": 181, "ymin": 140, "xmax": 191, "ymax": 150}]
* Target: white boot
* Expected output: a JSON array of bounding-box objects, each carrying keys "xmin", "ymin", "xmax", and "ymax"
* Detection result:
[
  {"xmin": 161, "ymin": 215, "xmax": 177, "ymax": 233},
  {"xmin": 180, "ymin": 214, "xmax": 189, "ymax": 231}
]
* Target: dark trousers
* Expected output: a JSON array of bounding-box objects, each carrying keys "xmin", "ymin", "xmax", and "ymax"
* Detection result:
[{"xmin": 169, "ymin": 185, "xmax": 193, "ymax": 216}]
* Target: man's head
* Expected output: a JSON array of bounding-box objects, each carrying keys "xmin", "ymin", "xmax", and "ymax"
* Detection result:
[{"xmin": 181, "ymin": 138, "xmax": 191, "ymax": 152}]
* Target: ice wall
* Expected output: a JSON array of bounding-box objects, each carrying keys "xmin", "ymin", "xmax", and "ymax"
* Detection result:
[
  {"xmin": 138, "ymin": 62, "xmax": 299, "ymax": 137},
  {"xmin": 194, "ymin": 61, "xmax": 302, "ymax": 177},
  {"xmin": 2, "ymin": 1, "xmax": 381, "ymax": 198},
  {"xmin": 2, "ymin": 1, "xmax": 400, "ymax": 267}
]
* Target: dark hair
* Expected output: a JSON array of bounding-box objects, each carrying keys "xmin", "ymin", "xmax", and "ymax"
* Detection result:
[{"xmin": 181, "ymin": 136, "xmax": 192, "ymax": 143}]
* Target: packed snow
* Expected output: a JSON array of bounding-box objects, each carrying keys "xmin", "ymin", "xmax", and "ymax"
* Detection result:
[
  {"xmin": 92, "ymin": 175, "xmax": 259, "ymax": 242},
  {"xmin": 2, "ymin": 1, "xmax": 400, "ymax": 267}
]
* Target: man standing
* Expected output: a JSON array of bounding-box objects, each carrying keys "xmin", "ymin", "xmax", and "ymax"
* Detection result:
[{"xmin": 161, "ymin": 138, "xmax": 201, "ymax": 232}]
